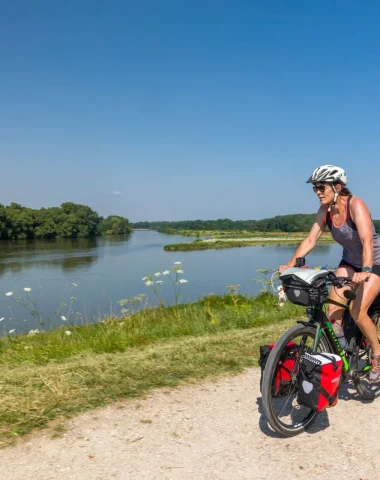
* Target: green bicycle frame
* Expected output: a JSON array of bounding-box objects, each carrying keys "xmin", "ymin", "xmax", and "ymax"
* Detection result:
[{"xmin": 311, "ymin": 303, "xmax": 371, "ymax": 373}]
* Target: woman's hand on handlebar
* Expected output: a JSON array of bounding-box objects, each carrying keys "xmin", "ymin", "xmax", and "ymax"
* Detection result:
[
  {"xmin": 352, "ymin": 271, "xmax": 371, "ymax": 284},
  {"xmin": 278, "ymin": 264, "xmax": 293, "ymax": 273}
]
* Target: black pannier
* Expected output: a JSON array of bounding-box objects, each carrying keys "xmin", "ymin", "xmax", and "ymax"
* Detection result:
[{"xmin": 280, "ymin": 272, "xmax": 329, "ymax": 307}]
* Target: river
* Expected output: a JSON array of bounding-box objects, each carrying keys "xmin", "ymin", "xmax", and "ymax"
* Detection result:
[{"xmin": 0, "ymin": 231, "xmax": 343, "ymax": 333}]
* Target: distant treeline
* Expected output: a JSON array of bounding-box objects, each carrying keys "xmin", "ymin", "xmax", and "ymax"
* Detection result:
[
  {"xmin": 0, "ymin": 202, "xmax": 132, "ymax": 239},
  {"xmin": 132, "ymin": 214, "xmax": 380, "ymax": 233}
]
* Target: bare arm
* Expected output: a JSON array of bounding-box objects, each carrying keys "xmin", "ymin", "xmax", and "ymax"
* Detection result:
[{"xmin": 279, "ymin": 206, "xmax": 327, "ymax": 272}]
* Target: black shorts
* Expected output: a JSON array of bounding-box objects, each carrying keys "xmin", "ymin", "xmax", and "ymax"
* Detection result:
[{"xmin": 338, "ymin": 260, "xmax": 380, "ymax": 278}]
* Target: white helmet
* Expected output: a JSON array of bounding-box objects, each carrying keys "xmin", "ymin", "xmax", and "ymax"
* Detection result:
[{"xmin": 306, "ymin": 165, "xmax": 347, "ymax": 185}]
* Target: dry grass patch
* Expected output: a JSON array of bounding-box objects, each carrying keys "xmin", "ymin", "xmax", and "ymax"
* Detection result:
[{"xmin": 0, "ymin": 318, "xmax": 295, "ymax": 446}]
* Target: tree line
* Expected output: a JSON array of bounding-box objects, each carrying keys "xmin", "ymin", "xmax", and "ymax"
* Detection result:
[
  {"xmin": 0, "ymin": 202, "xmax": 132, "ymax": 239},
  {"xmin": 132, "ymin": 214, "xmax": 380, "ymax": 233}
]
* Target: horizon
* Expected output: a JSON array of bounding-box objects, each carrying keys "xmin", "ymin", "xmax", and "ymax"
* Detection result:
[
  {"xmin": 2, "ymin": 1, "xmax": 380, "ymax": 221},
  {"xmin": 2, "ymin": 199, "xmax": 321, "ymax": 223}
]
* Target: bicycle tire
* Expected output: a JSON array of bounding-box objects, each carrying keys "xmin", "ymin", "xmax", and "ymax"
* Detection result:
[
  {"xmin": 261, "ymin": 323, "xmax": 331, "ymax": 437},
  {"xmin": 354, "ymin": 311, "xmax": 380, "ymax": 400}
]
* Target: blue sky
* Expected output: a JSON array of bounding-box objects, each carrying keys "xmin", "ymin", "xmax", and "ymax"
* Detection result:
[{"xmin": 1, "ymin": 1, "xmax": 380, "ymax": 221}]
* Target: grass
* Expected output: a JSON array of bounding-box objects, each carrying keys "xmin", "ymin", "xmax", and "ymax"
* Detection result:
[
  {"xmin": 162, "ymin": 229, "xmax": 333, "ymax": 238},
  {"xmin": 164, "ymin": 240, "xmax": 299, "ymax": 251},
  {"xmin": 0, "ymin": 293, "xmax": 305, "ymax": 446},
  {"xmin": 0, "ymin": 293, "xmax": 302, "ymax": 366}
]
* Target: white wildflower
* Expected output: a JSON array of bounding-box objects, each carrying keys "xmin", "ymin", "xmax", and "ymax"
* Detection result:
[
  {"xmin": 174, "ymin": 262, "xmax": 182, "ymax": 265},
  {"xmin": 23, "ymin": 287, "xmax": 32, "ymax": 293},
  {"xmin": 176, "ymin": 269, "xmax": 184, "ymax": 274},
  {"xmin": 61, "ymin": 315, "xmax": 67, "ymax": 321},
  {"xmin": 72, "ymin": 283, "xmax": 78, "ymax": 287},
  {"xmin": 154, "ymin": 272, "xmax": 161, "ymax": 277},
  {"xmin": 28, "ymin": 329, "xmax": 39, "ymax": 336},
  {"xmin": 156, "ymin": 280, "xmax": 163, "ymax": 284},
  {"xmin": 162, "ymin": 270, "xmax": 170, "ymax": 275},
  {"xmin": 65, "ymin": 330, "xmax": 72, "ymax": 336},
  {"xmin": 8, "ymin": 329, "xmax": 15, "ymax": 334},
  {"xmin": 5, "ymin": 292, "xmax": 13, "ymax": 297},
  {"xmin": 0, "ymin": 317, "xmax": 4, "ymax": 322},
  {"xmin": 142, "ymin": 276, "xmax": 149, "ymax": 281},
  {"xmin": 179, "ymin": 279, "xmax": 188, "ymax": 284},
  {"xmin": 145, "ymin": 281, "xmax": 153, "ymax": 286}
]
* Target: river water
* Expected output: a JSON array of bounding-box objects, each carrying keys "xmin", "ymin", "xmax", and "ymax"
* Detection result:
[{"xmin": 0, "ymin": 231, "xmax": 343, "ymax": 333}]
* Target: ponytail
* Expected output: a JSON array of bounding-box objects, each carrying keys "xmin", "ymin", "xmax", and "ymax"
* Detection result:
[
  {"xmin": 333, "ymin": 183, "xmax": 352, "ymax": 196},
  {"xmin": 340, "ymin": 186, "xmax": 352, "ymax": 196}
]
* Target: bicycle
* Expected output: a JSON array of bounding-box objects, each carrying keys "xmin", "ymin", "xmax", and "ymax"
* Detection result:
[{"xmin": 261, "ymin": 261, "xmax": 380, "ymax": 437}]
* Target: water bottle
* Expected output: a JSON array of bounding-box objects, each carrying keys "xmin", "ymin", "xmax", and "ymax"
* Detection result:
[{"xmin": 332, "ymin": 321, "xmax": 348, "ymax": 350}]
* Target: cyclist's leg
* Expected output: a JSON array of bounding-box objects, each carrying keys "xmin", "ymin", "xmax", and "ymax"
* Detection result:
[
  {"xmin": 328, "ymin": 265, "xmax": 356, "ymax": 323},
  {"xmin": 350, "ymin": 273, "xmax": 380, "ymax": 354},
  {"xmin": 350, "ymin": 272, "xmax": 380, "ymax": 381},
  {"xmin": 351, "ymin": 273, "xmax": 380, "ymax": 362}
]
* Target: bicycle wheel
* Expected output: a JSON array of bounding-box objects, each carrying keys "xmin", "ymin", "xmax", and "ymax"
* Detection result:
[
  {"xmin": 261, "ymin": 323, "xmax": 331, "ymax": 437},
  {"xmin": 354, "ymin": 311, "xmax": 380, "ymax": 400}
]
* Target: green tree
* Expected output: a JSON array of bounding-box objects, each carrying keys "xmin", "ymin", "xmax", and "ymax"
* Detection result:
[
  {"xmin": 0, "ymin": 203, "xmax": 7, "ymax": 239},
  {"xmin": 59, "ymin": 202, "xmax": 101, "ymax": 238},
  {"xmin": 5, "ymin": 203, "xmax": 38, "ymax": 239},
  {"xmin": 99, "ymin": 216, "xmax": 132, "ymax": 235},
  {"xmin": 0, "ymin": 202, "xmax": 131, "ymax": 239}
]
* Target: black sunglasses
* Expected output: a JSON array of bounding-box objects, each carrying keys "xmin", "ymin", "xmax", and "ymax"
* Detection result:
[{"xmin": 312, "ymin": 184, "xmax": 327, "ymax": 193}]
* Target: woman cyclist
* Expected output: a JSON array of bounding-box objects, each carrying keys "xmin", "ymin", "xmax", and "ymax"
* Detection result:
[{"xmin": 279, "ymin": 165, "xmax": 380, "ymax": 382}]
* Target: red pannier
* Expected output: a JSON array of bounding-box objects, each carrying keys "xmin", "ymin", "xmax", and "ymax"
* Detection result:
[
  {"xmin": 297, "ymin": 352, "xmax": 342, "ymax": 411},
  {"xmin": 259, "ymin": 341, "xmax": 299, "ymax": 396}
]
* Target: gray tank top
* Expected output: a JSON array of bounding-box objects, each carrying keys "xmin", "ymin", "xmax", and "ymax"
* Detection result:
[{"xmin": 325, "ymin": 196, "xmax": 380, "ymax": 267}]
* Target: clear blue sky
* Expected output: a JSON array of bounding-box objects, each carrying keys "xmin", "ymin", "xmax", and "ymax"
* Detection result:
[{"xmin": 1, "ymin": 1, "xmax": 380, "ymax": 221}]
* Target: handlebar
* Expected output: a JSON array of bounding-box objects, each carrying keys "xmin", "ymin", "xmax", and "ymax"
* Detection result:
[
  {"xmin": 276, "ymin": 267, "xmax": 370, "ymax": 302},
  {"xmin": 328, "ymin": 273, "xmax": 369, "ymax": 301}
]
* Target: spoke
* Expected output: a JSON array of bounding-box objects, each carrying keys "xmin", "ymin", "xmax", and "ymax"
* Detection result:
[
  {"xmin": 272, "ymin": 335, "xmax": 315, "ymax": 425},
  {"xmin": 277, "ymin": 384, "xmax": 297, "ymax": 417}
]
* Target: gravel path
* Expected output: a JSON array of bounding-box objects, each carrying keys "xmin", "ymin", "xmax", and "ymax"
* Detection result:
[{"xmin": 1, "ymin": 368, "xmax": 379, "ymax": 480}]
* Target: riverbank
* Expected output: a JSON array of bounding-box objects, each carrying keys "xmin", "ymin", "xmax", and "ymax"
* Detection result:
[
  {"xmin": 164, "ymin": 231, "xmax": 334, "ymax": 251},
  {"xmin": 0, "ymin": 293, "xmax": 303, "ymax": 446}
]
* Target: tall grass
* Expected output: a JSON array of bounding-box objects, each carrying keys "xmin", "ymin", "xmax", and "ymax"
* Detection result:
[
  {"xmin": 0, "ymin": 318, "xmax": 298, "ymax": 444},
  {"xmin": 0, "ymin": 290, "xmax": 307, "ymax": 445},
  {"xmin": 0, "ymin": 293, "xmax": 303, "ymax": 366}
]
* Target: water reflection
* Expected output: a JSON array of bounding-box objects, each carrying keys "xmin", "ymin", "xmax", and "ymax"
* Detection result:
[
  {"xmin": 0, "ymin": 237, "xmax": 99, "ymax": 256},
  {"xmin": 103, "ymin": 234, "xmax": 133, "ymax": 245},
  {"xmin": 0, "ymin": 237, "xmax": 114, "ymax": 277},
  {"xmin": 0, "ymin": 254, "xmax": 99, "ymax": 276}
]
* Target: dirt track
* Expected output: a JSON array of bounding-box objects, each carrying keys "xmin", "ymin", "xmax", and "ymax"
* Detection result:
[{"xmin": 1, "ymin": 368, "xmax": 379, "ymax": 480}]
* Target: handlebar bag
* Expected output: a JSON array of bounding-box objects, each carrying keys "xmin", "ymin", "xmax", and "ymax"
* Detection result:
[
  {"xmin": 297, "ymin": 352, "xmax": 342, "ymax": 411},
  {"xmin": 280, "ymin": 268, "xmax": 329, "ymax": 306}
]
